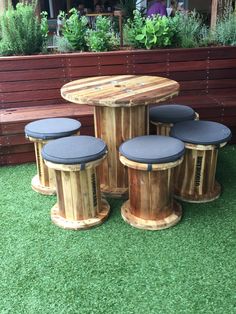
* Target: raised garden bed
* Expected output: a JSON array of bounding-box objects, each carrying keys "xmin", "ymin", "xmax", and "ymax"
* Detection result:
[{"xmin": 0, "ymin": 46, "xmax": 236, "ymax": 165}]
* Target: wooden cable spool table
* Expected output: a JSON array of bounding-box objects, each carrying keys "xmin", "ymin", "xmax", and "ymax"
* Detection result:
[{"xmin": 61, "ymin": 75, "xmax": 179, "ymax": 198}]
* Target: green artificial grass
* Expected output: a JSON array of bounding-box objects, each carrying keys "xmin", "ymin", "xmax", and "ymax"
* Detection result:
[{"xmin": 0, "ymin": 146, "xmax": 236, "ymax": 314}]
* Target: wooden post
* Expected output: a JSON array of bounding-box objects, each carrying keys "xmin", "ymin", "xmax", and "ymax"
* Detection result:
[
  {"xmin": 114, "ymin": 10, "xmax": 123, "ymax": 47},
  {"xmin": 211, "ymin": 0, "xmax": 218, "ymax": 30},
  {"xmin": 66, "ymin": 0, "xmax": 72, "ymax": 13},
  {"xmin": 0, "ymin": 0, "xmax": 11, "ymax": 14}
]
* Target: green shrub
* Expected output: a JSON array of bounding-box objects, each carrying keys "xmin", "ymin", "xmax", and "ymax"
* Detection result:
[
  {"xmin": 59, "ymin": 8, "xmax": 88, "ymax": 51},
  {"xmin": 40, "ymin": 11, "xmax": 49, "ymax": 47},
  {"xmin": 124, "ymin": 10, "xmax": 176, "ymax": 49},
  {"xmin": 55, "ymin": 35, "xmax": 75, "ymax": 53},
  {"xmin": 214, "ymin": 13, "xmax": 236, "ymax": 46},
  {"xmin": 86, "ymin": 16, "xmax": 119, "ymax": 52},
  {"xmin": 0, "ymin": 2, "xmax": 45, "ymax": 56},
  {"xmin": 172, "ymin": 12, "xmax": 204, "ymax": 48},
  {"xmin": 123, "ymin": 10, "xmax": 146, "ymax": 48}
]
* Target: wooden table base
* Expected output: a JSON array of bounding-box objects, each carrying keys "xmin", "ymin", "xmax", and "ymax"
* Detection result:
[
  {"xmin": 121, "ymin": 200, "xmax": 182, "ymax": 230},
  {"xmin": 95, "ymin": 105, "xmax": 148, "ymax": 198},
  {"xmin": 31, "ymin": 174, "xmax": 56, "ymax": 195},
  {"xmin": 51, "ymin": 199, "xmax": 110, "ymax": 230}
]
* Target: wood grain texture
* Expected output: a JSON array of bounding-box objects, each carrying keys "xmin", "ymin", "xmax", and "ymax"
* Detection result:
[
  {"xmin": 174, "ymin": 143, "xmax": 226, "ymax": 203},
  {"xmin": 95, "ymin": 105, "xmax": 149, "ymax": 197},
  {"xmin": 45, "ymin": 157, "xmax": 110, "ymax": 230},
  {"xmin": 119, "ymin": 155, "xmax": 182, "ymax": 230},
  {"xmin": 27, "ymin": 137, "xmax": 56, "ymax": 195},
  {"xmin": 61, "ymin": 75, "xmax": 179, "ymax": 108},
  {"xmin": 61, "ymin": 75, "xmax": 179, "ymax": 197},
  {"xmin": 1, "ymin": 47, "xmax": 236, "ymax": 166}
]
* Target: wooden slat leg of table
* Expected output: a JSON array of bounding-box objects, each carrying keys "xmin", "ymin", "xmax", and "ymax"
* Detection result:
[{"xmin": 94, "ymin": 105, "xmax": 148, "ymax": 198}]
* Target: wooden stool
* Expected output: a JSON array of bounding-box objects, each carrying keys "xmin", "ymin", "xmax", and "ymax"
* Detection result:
[
  {"xmin": 25, "ymin": 118, "xmax": 81, "ymax": 195},
  {"xmin": 42, "ymin": 136, "xmax": 110, "ymax": 230},
  {"xmin": 170, "ymin": 120, "xmax": 232, "ymax": 203},
  {"xmin": 150, "ymin": 104, "xmax": 198, "ymax": 136},
  {"xmin": 119, "ymin": 135, "xmax": 185, "ymax": 230}
]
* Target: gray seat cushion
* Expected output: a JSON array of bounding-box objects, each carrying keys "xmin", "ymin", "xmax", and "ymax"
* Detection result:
[
  {"xmin": 42, "ymin": 136, "xmax": 107, "ymax": 165},
  {"xmin": 119, "ymin": 135, "xmax": 185, "ymax": 164},
  {"xmin": 25, "ymin": 118, "xmax": 81, "ymax": 140},
  {"xmin": 149, "ymin": 104, "xmax": 195, "ymax": 124},
  {"xmin": 170, "ymin": 120, "xmax": 232, "ymax": 145}
]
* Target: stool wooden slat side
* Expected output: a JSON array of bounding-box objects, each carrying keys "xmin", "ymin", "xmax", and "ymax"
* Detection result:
[
  {"xmin": 174, "ymin": 142, "xmax": 226, "ymax": 203},
  {"xmin": 45, "ymin": 156, "xmax": 110, "ymax": 230},
  {"xmin": 120, "ymin": 156, "xmax": 183, "ymax": 230},
  {"xmin": 151, "ymin": 112, "xmax": 200, "ymax": 136},
  {"xmin": 28, "ymin": 137, "xmax": 56, "ymax": 195},
  {"xmin": 151, "ymin": 121, "xmax": 173, "ymax": 136}
]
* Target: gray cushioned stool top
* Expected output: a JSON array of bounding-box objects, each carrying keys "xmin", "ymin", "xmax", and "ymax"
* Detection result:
[
  {"xmin": 150, "ymin": 104, "xmax": 195, "ymax": 124},
  {"xmin": 42, "ymin": 136, "xmax": 107, "ymax": 165},
  {"xmin": 119, "ymin": 135, "xmax": 185, "ymax": 164},
  {"xmin": 25, "ymin": 118, "xmax": 81, "ymax": 140},
  {"xmin": 170, "ymin": 120, "xmax": 232, "ymax": 145}
]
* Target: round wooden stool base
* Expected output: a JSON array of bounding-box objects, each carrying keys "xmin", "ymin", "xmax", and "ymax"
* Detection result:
[
  {"xmin": 50, "ymin": 199, "xmax": 110, "ymax": 230},
  {"xmin": 174, "ymin": 181, "xmax": 221, "ymax": 203},
  {"xmin": 31, "ymin": 175, "xmax": 56, "ymax": 196},
  {"xmin": 121, "ymin": 200, "xmax": 182, "ymax": 230},
  {"xmin": 101, "ymin": 185, "xmax": 128, "ymax": 199}
]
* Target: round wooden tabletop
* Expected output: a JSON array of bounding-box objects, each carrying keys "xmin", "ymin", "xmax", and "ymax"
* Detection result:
[{"xmin": 61, "ymin": 75, "xmax": 179, "ymax": 108}]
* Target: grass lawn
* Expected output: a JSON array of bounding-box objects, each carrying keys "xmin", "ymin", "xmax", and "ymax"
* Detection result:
[{"xmin": 0, "ymin": 145, "xmax": 235, "ymax": 314}]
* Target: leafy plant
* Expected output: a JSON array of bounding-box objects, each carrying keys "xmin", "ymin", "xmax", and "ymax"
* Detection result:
[
  {"xmin": 136, "ymin": 16, "xmax": 174, "ymax": 49},
  {"xmin": 123, "ymin": 10, "xmax": 146, "ymax": 48},
  {"xmin": 0, "ymin": 2, "xmax": 44, "ymax": 55},
  {"xmin": 40, "ymin": 11, "xmax": 49, "ymax": 49},
  {"xmin": 60, "ymin": 8, "xmax": 88, "ymax": 51},
  {"xmin": 86, "ymin": 16, "xmax": 119, "ymax": 52},
  {"xmin": 124, "ymin": 10, "xmax": 175, "ymax": 49}
]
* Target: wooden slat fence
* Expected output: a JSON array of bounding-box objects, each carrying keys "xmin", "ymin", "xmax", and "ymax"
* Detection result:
[{"xmin": 0, "ymin": 46, "xmax": 236, "ymax": 165}]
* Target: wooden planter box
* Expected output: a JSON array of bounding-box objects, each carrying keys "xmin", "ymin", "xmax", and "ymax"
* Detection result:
[{"xmin": 0, "ymin": 46, "xmax": 236, "ymax": 165}]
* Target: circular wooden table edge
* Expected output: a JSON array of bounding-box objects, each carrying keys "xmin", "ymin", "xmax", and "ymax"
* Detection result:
[
  {"xmin": 61, "ymin": 75, "xmax": 180, "ymax": 198},
  {"xmin": 60, "ymin": 75, "xmax": 180, "ymax": 108}
]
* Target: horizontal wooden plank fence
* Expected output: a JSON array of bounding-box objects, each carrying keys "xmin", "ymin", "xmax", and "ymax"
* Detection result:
[{"xmin": 0, "ymin": 46, "xmax": 236, "ymax": 165}]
